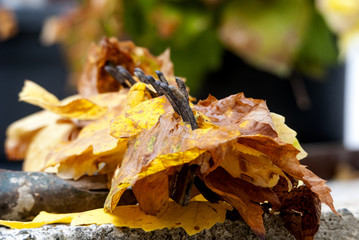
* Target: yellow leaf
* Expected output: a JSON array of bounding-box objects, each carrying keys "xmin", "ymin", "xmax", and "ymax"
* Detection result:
[
  {"xmin": 5, "ymin": 110, "xmax": 61, "ymax": 160},
  {"xmin": 0, "ymin": 211, "xmax": 75, "ymax": 229},
  {"xmin": 42, "ymin": 91, "xmax": 129, "ymax": 179},
  {"xmin": 110, "ymin": 96, "xmax": 171, "ymax": 138},
  {"xmin": 74, "ymin": 202, "xmax": 228, "ymax": 236},
  {"xmin": 45, "ymin": 112, "xmax": 127, "ymax": 180},
  {"xmin": 0, "ymin": 202, "xmax": 228, "ymax": 236},
  {"xmin": 125, "ymin": 82, "xmax": 152, "ymax": 110},
  {"xmin": 19, "ymin": 80, "xmax": 107, "ymax": 120},
  {"xmin": 24, "ymin": 122, "xmax": 76, "ymax": 171},
  {"xmin": 271, "ymin": 112, "xmax": 307, "ymax": 160}
]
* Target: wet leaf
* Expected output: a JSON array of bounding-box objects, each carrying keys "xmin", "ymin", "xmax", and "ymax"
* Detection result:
[
  {"xmin": 0, "ymin": 201, "xmax": 229, "ymax": 236},
  {"xmin": 20, "ymin": 80, "xmax": 107, "ymax": 120}
]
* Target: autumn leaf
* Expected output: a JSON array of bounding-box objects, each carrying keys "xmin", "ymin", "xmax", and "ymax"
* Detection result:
[
  {"xmin": 110, "ymin": 95, "xmax": 173, "ymax": 138},
  {"xmin": 78, "ymin": 38, "xmax": 174, "ymax": 96},
  {"xmin": 23, "ymin": 121, "xmax": 76, "ymax": 172},
  {"xmin": 5, "ymin": 110, "xmax": 61, "ymax": 160},
  {"xmin": 273, "ymin": 179, "xmax": 322, "ymax": 240},
  {"xmin": 0, "ymin": 201, "xmax": 229, "ymax": 236},
  {"xmin": 20, "ymin": 80, "xmax": 107, "ymax": 120},
  {"xmin": 42, "ymin": 82, "xmax": 156, "ymax": 180},
  {"xmin": 107, "ymin": 90, "xmax": 336, "ymax": 237}
]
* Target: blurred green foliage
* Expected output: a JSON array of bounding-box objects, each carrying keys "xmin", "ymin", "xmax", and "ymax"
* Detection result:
[{"xmin": 47, "ymin": 0, "xmax": 338, "ymax": 94}]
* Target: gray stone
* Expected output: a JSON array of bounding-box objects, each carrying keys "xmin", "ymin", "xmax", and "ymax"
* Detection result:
[{"xmin": 0, "ymin": 209, "xmax": 357, "ymax": 240}]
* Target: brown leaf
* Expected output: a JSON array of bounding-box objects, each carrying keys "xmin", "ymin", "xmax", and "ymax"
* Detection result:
[
  {"xmin": 195, "ymin": 93, "xmax": 277, "ymax": 138},
  {"xmin": 78, "ymin": 38, "xmax": 175, "ymax": 96},
  {"xmin": 236, "ymin": 136, "xmax": 337, "ymax": 215},
  {"xmin": 204, "ymin": 167, "xmax": 281, "ymax": 238},
  {"xmin": 78, "ymin": 38, "xmax": 134, "ymax": 96},
  {"xmin": 274, "ymin": 184, "xmax": 322, "ymax": 240},
  {"xmin": 132, "ymin": 171, "xmax": 170, "ymax": 215}
]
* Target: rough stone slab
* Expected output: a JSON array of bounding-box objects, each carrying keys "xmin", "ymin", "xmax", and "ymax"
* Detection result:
[{"xmin": 0, "ymin": 209, "xmax": 357, "ymax": 240}]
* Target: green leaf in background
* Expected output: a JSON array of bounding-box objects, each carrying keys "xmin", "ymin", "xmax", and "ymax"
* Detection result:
[
  {"xmin": 218, "ymin": 0, "xmax": 312, "ymax": 77},
  {"xmin": 123, "ymin": 0, "xmax": 223, "ymax": 95}
]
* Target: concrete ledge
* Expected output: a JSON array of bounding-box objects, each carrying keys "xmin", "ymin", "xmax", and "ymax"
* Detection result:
[{"xmin": 0, "ymin": 209, "xmax": 357, "ymax": 240}]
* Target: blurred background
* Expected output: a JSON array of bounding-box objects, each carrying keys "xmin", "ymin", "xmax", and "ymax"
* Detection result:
[{"xmin": 0, "ymin": 0, "xmax": 358, "ymax": 180}]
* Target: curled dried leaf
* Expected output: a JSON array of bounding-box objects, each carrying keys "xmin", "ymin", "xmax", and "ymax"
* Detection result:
[{"xmin": 20, "ymin": 80, "xmax": 107, "ymax": 120}]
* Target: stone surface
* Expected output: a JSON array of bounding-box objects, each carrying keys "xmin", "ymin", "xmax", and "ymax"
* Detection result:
[{"xmin": 0, "ymin": 209, "xmax": 357, "ymax": 240}]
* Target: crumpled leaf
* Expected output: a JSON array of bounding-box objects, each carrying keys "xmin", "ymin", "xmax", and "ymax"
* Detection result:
[
  {"xmin": 23, "ymin": 121, "xmax": 76, "ymax": 172},
  {"xmin": 78, "ymin": 37, "xmax": 174, "ymax": 96},
  {"xmin": 20, "ymin": 80, "xmax": 107, "ymax": 120},
  {"xmin": 270, "ymin": 112, "xmax": 307, "ymax": 160},
  {"xmin": 5, "ymin": 110, "xmax": 61, "ymax": 160},
  {"xmin": 204, "ymin": 167, "xmax": 281, "ymax": 238},
  {"xmin": 106, "ymin": 93, "xmax": 287, "ymax": 213},
  {"xmin": 43, "ymin": 83, "xmax": 153, "ymax": 180},
  {"xmin": 274, "ymin": 179, "xmax": 322, "ymax": 240},
  {"xmin": 107, "ymin": 92, "xmax": 337, "ymax": 237},
  {"xmin": 0, "ymin": 201, "xmax": 229, "ymax": 236},
  {"xmin": 110, "ymin": 95, "xmax": 173, "ymax": 138}
]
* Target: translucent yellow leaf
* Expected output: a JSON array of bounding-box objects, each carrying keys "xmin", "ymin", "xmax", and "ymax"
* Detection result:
[
  {"xmin": 24, "ymin": 122, "xmax": 76, "ymax": 171},
  {"xmin": 271, "ymin": 112, "xmax": 307, "ymax": 160},
  {"xmin": 0, "ymin": 202, "xmax": 228, "ymax": 236},
  {"xmin": 73, "ymin": 202, "xmax": 228, "ymax": 235},
  {"xmin": 0, "ymin": 211, "xmax": 75, "ymax": 229},
  {"xmin": 5, "ymin": 110, "xmax": 60, "ymax": 160},
  {"xmin": 19, "ymin": 80, "xmax": 107, "ymax": 120},
  {"xmin": 45, "ymin": 112, "xmax": 127, "ymax": 180}
]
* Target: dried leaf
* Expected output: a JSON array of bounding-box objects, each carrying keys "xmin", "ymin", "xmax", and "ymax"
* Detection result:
[
  {"xmin": 132, "ymin": 171, "xmax": 170, "ymax": 215},
  {"xmin": 44, "ymin": 111, "xmax": 126, "ymax": 180},
  {"xmin": 23, "ymin": 122, "xmax": 76, "ymax": 172},
  {"xmin": 5, "ymin": 110, "xmax": 61, "ymax": 160},
  {"xmin": 107, "ymin": 92, "xmax": 336, "ymax": 238},
  {"xmin": 0, "ymin": 202, "xmax": 229, "ymax": 236},
  {"xmin": 78, "ymin": 38, "xmax": 174, "ymax": 96},
  {"xmin": 274, "ymin": 184, "xmax": 322, "ymax": 240},
  {"xmin": 194, "ymin": 93, "xmax": 278, "ymax": 138},
  {"xmin": 43, "ymin": 85, "xmax": 152, "ymax": 180},
  {"xmin": 19, "ymin": 80, "xmax": 107, "ymax": 120},
  {"xmin": 110, "ymin": 96, "xmax": 172, "ymax": 138},
  {"xmin": 271, "ymin": 112, "xmax": 307, "ymax": 160},
  {"xmin": 204, "ymin": 167, "xmax": 281, "ymax": 238}
]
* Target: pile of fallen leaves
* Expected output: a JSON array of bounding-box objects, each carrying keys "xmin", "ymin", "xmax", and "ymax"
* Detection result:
[{"xmin": 3, "ymin": 37, "xmax": 337, "ymax": 240}]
